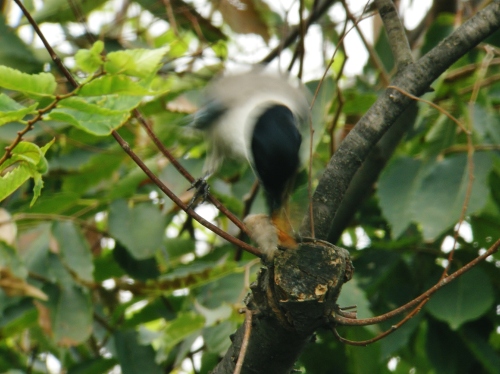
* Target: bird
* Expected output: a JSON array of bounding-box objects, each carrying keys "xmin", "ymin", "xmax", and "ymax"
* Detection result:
[{"xmin": 189, "ymin": 69, "xmax": 309, "ymax": 259}]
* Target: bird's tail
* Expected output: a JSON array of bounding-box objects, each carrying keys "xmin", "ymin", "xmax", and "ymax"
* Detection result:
[{"xmin": 271, "ymin": 207, "xmax": 298, "ymax": 249}]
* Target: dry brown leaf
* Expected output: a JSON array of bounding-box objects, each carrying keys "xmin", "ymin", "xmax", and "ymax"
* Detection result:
[{"xmin": 216, "ymin": 0, "xmax": 270, "ymax": 42}]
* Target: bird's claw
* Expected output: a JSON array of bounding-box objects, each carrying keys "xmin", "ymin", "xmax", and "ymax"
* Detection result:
[{"xmin": 187, "ymin": 178, "xmax": 210, "ymax": 208}]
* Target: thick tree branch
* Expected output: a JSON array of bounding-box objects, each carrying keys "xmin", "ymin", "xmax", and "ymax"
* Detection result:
[
  {"xmin": 327, "ymin": 103, "xmax": 418, "ymax": 244},
  {"xmin": 375, "ymin": 0, "xmax": 413, "ymax": 69},
  {"xmin": 301, "ymin": 2, "xmax": 500, "ymax": 240}
]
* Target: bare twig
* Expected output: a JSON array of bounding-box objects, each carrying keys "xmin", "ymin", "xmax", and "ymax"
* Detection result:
[
  {"xmin": 333, "ymin": 237, "xmax": 500, "ymax": 327},
  {"xmin": 234, "ymin": 308, "xmax": 253, "ymax": 374},
  {"xmin": 333, "ymin": 298, "xmax": 427, "ymax": 346}
]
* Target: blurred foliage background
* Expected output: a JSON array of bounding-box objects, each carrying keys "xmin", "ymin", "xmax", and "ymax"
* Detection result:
[{"xmin": 0, "ymin": 0, "xmax": 499, "ymax": 373}]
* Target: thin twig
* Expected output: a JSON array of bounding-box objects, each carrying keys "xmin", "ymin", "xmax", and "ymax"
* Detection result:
[
  {"xmin": 14, "ymin": 0, "xmax": 261, "ymax": 258},
  {"xmin": 333, "ymin": 237, "xmax": 500, "ymax": 326},
  {"xmin": 234, "ymin": 308, "xmax": 253, "ymax": 374},
  {"xmin": 0, "ymin": 92, "xmax": 73, "ymax": 167},
  {"xmin": 135, "ymin": 111, "xmax": 251, "ymax": 237},
  {"xmin": 333, "ymin": 298, "xmax": 427, "ymax": 346}
]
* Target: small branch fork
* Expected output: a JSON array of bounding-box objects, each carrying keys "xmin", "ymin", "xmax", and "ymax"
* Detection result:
[
  {"xmin": 331, "ymin": 238, "xmax": 500, "ymax": 346},
  {"xmin": 12, "ymin": 0, "xmax": 260, "ymax": 258}
]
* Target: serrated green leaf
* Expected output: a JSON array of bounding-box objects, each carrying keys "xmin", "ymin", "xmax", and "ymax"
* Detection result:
[
  {"xmin": 105, "ymin": 47, "xmax": 168, "ymax": 78},
  {"xmin": 108, "ymin": 200, "xmax": 166, "ymax": 260},
  {"xmin": 51, "ymin": 221, "xmax": 94, "ymax": 283},
  {"xmin": 57, "ymin": 96, "xmax": 132, "ymax": 116},
  {"xmin": 11, "ymin": 141, "xmax": 43, "ymax": 166},
  {"xmin": 0, "ymin": 66, "xmax": 56, "ymax": 96},
  {"xmin": 0, "ymin": 94, "xmax": 38, "ymax": 126},
  {"xmin": 47, "ymin": 107, "xmax": 130, "ymax": 136},
  {"xmin": 0, "ymin": 163, "xmax": 33, "ymax": 203},
  {"xmin": 0, "ymin": 140, "xmax": 53, "ymax": 205},
  {"xmin": 426, "ymin": 267, "xmax": 494, "ymax": 330},
  {"xmin": 78, "ymin": 75, "xmax": 156, "ymax": 96},
  {"xmin": 74, "ymin": 41, "xmax": 105, "ymax": 74}
]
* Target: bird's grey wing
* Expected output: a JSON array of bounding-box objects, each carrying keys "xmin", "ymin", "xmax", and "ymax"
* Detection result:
[{"xmin": 189, "ymin": 100, "xmax": 228, "ymax": 130}]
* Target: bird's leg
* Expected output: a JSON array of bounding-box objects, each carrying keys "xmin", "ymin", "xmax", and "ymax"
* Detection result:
[{"xmin": 187, "ymin": 173, "xmax": 211, "ymax": 208}]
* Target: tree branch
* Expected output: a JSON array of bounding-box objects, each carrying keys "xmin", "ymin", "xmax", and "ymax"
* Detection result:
[
  {"xmin": 301, "ymin": 2, "xmax": 500, "ymax": 240},
  {"xmin": 375, "ymin": 0, "xmax": 413, "ymax": 70}
]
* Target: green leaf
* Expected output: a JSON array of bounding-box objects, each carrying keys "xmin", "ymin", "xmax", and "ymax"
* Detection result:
[
  {"xmin": 0, "ymin": 243, "xmax": 27, "ymax": 279},
  {"xmin": 194, "ymin": 301, "xmax": 232, "ymax": 327},
  {"xmin": 161, "ymin": 312, "xmax": 205, "ymax": 352},
  {"xmin": 0, "ymin": 164, "xmax": 34, "ymax": 204},
  {"xmin": 62, "ymin": 152, "xmax": 124, "ymax": 194},
  {"xmin": 0, "ymin": 66, "xmax": 56, "ymax": 97},
  {"xmin": 472, "ymin": 103, "xmax": 500, "ymax": 145},
  {"xmin": 0, "ymin": 139, "xmax": 54, "ymax": 205},
  {"xmin": 47, "ymin": 106, "xmax": 131, "ymax": 136},
  {"xmin": 105, "ymin": 47, "xmax": 168, "ymax": 78},
  {"xmin": 56, "ymin": 95, "xmax": 140, "ymax": 115},
  {"xmin": 378, "ymin": 153, "xmax": 493, "ymax": 240},
  {"xmin": 113, "ymin": 243, "xmax": 160, "ymax": 281},
  {"xmin": 0, "ymin": 14, "xmax": 43, "ymax": 73},
  {"xmin": 78, "ymin": 75, "xmax": 157, "ymax": 96},
  {"xmin": 74, "ymin": 41, "xmax": 105, "ymax": 74},
  {"xmin": 51, "ymin": 285, "xmax": 93, "ymax": 346},
  {"xmin": 26, "ymin": 192, "xmax": 80, "ymax": 214},
  {"xmin": 51, "ymin": 221, "xmax": 94, "ymax": 283},
  {"xmin": 0, "ymin": 94, "xmax": 38, "ymax": 126},
  {"xmin": 68, "ymin": 357, "xmax": 117, "ymax": 374},
  {"xmin": 202, "ymin": 321, "xmax": 234, "ymax": 355},
  {"xmin": 459, "ymin": 325, "xmax": 500, "ymax": 373},
  {"xmin": 47, "ymin": 95, "xmax": 142, "ymax": 136},
  {"xmin": 108, "ymin": 200, "xmax": 166, "ymax": 260},
  {"xmin": 412, "ymin": 153, "xmax": 492, "ymax": 240},
  {"xmin": 426, "ymin": 267, "xmax": 494, "ymax": 329},
  {"xmin": 32, "ymin": 0, "xmax": 108, "ymax": 23},
  {"xmin": 114, "ymin": 330, "xmax": 162, "ymax": 374},
  {"xmin": 7, "ymin": 141, "xmax": 43, "ymax": 168},
  {"xmin": 378, "ymin": 157, "xmax": 422, "ymax": 237}
]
